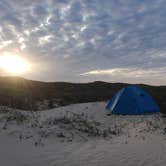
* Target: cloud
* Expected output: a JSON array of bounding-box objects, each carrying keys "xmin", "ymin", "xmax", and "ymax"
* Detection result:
[
  {"xmin": 80, "ymin": 67, "xmax": 166, "ymax": 78},
  {"xmin": 0, "ymin": 0, "xmax": 165, "ymax": 85},
  {"xmin": 0, "ymin": 40, "xmax": 13, "ymax": 49},
  {"xmin": 80, "ymin": 67, "xmax": 166, "ymax": 85},
  {"xmin": 38, "ymin": 35, "xmax": 53, "ymax": 45}
]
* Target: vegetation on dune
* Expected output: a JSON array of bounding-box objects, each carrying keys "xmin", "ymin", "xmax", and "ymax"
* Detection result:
[{"xmin": 0, "ymin": 76, "xmax": 165, "ymax": 113}]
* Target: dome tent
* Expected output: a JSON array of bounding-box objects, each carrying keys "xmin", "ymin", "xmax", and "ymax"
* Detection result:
[{"xmin": 106, "ymin": 85, "xmax": 160, "ymax": 115}]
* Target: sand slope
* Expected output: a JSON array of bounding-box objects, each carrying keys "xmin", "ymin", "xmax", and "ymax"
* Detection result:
[{"xmin": 0, "ymin": 102, "xmax": 166, "ymax": 166}]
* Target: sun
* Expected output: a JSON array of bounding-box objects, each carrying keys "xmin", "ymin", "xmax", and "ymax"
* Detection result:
[{"xmin": 0, "ymin": 54, "xmax": 30, "ymax": 75}]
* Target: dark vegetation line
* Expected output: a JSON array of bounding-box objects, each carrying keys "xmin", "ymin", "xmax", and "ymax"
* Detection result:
[{"xmin": 0, "ymin": 76, "xmax": 165, "ymax": 113}]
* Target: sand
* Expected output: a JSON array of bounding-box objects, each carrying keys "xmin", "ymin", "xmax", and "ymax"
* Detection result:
[{"xmin": 0, "ymin": 102, "xmax": 166, "ymax": 166}]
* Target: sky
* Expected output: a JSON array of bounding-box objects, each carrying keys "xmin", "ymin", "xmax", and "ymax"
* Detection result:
[{"xmin": 0, "ymin": 0, "xmax": 166, "ymax": 85}]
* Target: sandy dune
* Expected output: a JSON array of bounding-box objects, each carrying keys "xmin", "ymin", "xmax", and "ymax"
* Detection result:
[{"xmin": 0, "ymin": 102, "xmax": 166, "ymax": 166}]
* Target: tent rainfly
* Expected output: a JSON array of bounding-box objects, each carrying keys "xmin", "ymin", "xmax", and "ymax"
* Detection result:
[{"xmin": 106, "ymin": 85, "xmax": 160, "ymax": 115}]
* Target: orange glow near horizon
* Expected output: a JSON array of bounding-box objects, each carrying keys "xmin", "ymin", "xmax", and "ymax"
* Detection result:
[{"xmin": 0, "ymin": 53, "xmax": 30, "ymax": 75}]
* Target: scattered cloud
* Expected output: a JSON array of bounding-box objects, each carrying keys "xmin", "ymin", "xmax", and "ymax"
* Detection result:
[
  {"xmin": 38, "ymin": 35, "xmax": 53, "ymax": 45},
  {"xmin": 81, "ymin": 67, "xmax": 166, "ymax": 78},
  {"xmin": 0, "ymin": 0, "xmax": 165, "ymax": 85},
  {"xmin": 0, "ymin": 40, "xmax": 13, "ymax": 49}
]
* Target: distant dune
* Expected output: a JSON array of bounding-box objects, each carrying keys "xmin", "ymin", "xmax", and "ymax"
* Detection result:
[{"xmin": 0, "ymin": 76, "xmax": 165, "ymax": 112}]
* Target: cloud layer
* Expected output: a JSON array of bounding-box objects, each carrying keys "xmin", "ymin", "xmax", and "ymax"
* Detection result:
[{"xmin": 0, "ymin": 0, "xmax": 166, "ymax": 85}]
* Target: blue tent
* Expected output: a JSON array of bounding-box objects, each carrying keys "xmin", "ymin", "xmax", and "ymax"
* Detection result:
[{"xmin": 106, "ymin": 85, "xmax": 160, "ymax": 115}]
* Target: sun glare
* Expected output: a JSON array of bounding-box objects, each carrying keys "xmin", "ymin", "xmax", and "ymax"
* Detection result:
[{"xmin": 0, "ymin": 54, "xmax": 30, "ymax": 75}]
